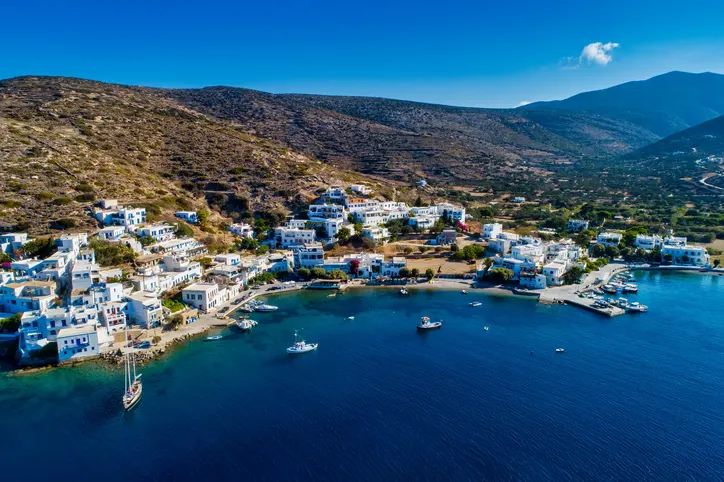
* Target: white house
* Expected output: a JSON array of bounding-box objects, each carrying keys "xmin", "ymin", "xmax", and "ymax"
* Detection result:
[
  {"xmin": 519, "ymin": 272, "xmax": 547, "ymax": 289},
  {"xmin": 98, "ymin": 226, "xmax": 125, "ymax": 241},
  {"xmin": 56, "ymin": 233, "xmax": 89, "ymax": 257},
  {"xmin": 436, "ymin": 229, "xmax": 457, "ymax": 246},
  {"xmin": 323, "ymin": 253, "xmax": 384, "ymax": 279},
  {"xmin": 597, "ymin": 232, "xmax": 622, "ymax": 248},
  {"xmin": 175, "ymin": 211, "xmax": 198, "ymax": 223},
  {"xmin": 542, "ymin": 261, "xmax": 568, "ymax": 286},
  {"xmin": 417, "ymin": 180, "xmax": 427, "ymax": 187},
  {"xmin": 361, "ymin": 227, "xmax": 390, "ymax": 243},
  {"xmin": 228, "ymin": 223, "xmax": 254, "ymax": 238},
  {"xmin": 488, "ymin": 238, "xmax": 512, "ymax": 254},
  {"xmin": 354, "ymin": 208, "xmax": 387, "ymax": 227},
  {"xmin": 513, "ymin": 197, "xmax": 526, "ymax": 203},
  {"xmin": 182, "ymin": 282, "xmax": 223, "ymax": 313},
  {"xmin": 511, "ymin": 244, "xmax": 545, "ymax": 265},
  {"xmin": 276, "ymin": 227, "xmax": 315, "ymax": 248},
  {"xmin": 409, "ymin": 215, "xmax": 438, "ymax": 232},
  {"xmin": 661, "ymin": 245, "xmax": 710, "ymax": 266},
  {"xmin": 325, "ymin": 218, "xmax": 353, "ymax": 239},
  {"xmin": 381, "ymin": 257, "xmax": 407, "ymax": 277},
  {"xmin": 0, "ymin": 232, "xmax": 32, "ymax": 256},
  {"xmin": 320, "ymin": 187, "xmax": 348, "ymax": 204},
  {"xmin": 293, "ymin": 243, "xmax": 325, "ymax": 269},
  {"xmin": 349, "ymin": 185, "xmax": 372, "ymax": 196},
  {"xmin": 214, "ymin": 253, "xmax": 241, "ymax": 266},
  {"xmin": 148, "ymin": 238, "xmax": 206, "ymax": 257},
  {"xmin": 483, "ymin": 223, "xmax": 503, "ymax": 239},
  {"xmin": 634, "ymin": 234, "xmax": 663, "ymax": 250},
  {"xmin": 57, "ymin": 325, "xmax": 100, "ymax": 363},
  {"xmin": 308, "ymin": 204, "xmax": 346, "ymax": 221},
  {"xmin": 108, "ymin": 207, "xmax": 147, "ymax": 228},
  {"xmin": 567, "ymin": 219, "xmax": 590, "ymax": 232},
  {"xmin": 0, "ymin": 280, "xmax": 56, "ymax": 314},
  {"xmin": 99, "ymin": 301, "xmax": 128, "ymax": 332},
  {"xmin": 137, "ymin": 223, "xmax": 176, "ymax": 242},
  {"xmin": 126, "ymin": 291, "xmax": 164, "ymax": 328}
]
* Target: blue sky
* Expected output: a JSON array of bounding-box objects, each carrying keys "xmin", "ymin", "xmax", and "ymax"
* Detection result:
[{"xmin": 2, "ymin": 0, "xmax": 723, "ymax": 107}]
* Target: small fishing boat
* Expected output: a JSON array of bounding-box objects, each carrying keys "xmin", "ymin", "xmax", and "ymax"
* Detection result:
[
  {"xmin": 206, "ymin": 335, "xmax": 223, "ymax": 341},
  {"xmin": 399, "ymin": 288, "xmax": 409, "ymax": 295},
  {"xmin": 461, "ymin": 290, "xmax": 468, "ymax": 294},
  {"xmin": 347, "ymin": 316, "xmax": 355, "ymax": 320},
  {"xmin": 622, "ymin": 283, "xmax": 638, "ymax": 294},
  {"xmin": 483, "ymin": 326, "xmax": 489, "ymax": 331},
  {"xmin": 234, "ymin": 319, "xmax": 258, "ymax": 331},
  {"xmin": 627, "ymin": 301, "xmax": 648, "ymax": 313},
  {"xmin": 286, "ymin": 330, "xmax": 318, "ymax": 354},
  {"xmin": 122, "ymin": 329, "xmax": 142, "ymax": 411},
  {"xmin": 254, "ymin": 303, "xmax": 278, "ymax": 312},
  {"xmin": 469, "ymin": 302, "xmax": 482, "ymax": 307},
  {"xmin": 555, "ymin": 348, "xmax": 565, "ymax": 353},
  {"xmin": 239, "ymin": 304, "xmax": 254, "ymax": 313},
  {"xmin": 417, "ymin": 316, "xmax": 442, "ymax": 330}
]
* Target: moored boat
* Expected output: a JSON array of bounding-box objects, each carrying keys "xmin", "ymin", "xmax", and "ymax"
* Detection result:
[
  {"xmin": 122, "ymin": 329, "xmax": 143, "ymax": 411},
  {"xmin": 206, "ymin": 335, "xmax": 223, "ymax": 341},
  {"xmin": 469, "ymin": 302, "xmax": 482, "ymax": 307},
  {"xmin": 555, "ymin": 348, "xmax": 565, "ymax": 353},
  {"xmin": 255, "ymin": 303, "xmax": 278, "ymax": 312},
  {"xmin": 400, "ymin": 288, "xmax": 409, "ymax": 295},
  {"xmin": 627, "ymin": 301, "xmax": 648, "ymax": 313},
  {"xmin": 417, "ymin": 316, "xmax": 442, "ymax": 330}
]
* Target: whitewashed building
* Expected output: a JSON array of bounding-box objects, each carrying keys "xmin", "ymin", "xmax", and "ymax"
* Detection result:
[
  {"xmin": 361, "ymin": 227, "xmax": 390, "ymax": 243},
  {"xmin": 175, "ymin": 211, "xmax": 198, "ymax": 223},
  {"xmin": 137, "ymin": 223, "xmax": 176, "ymax": 242},
  {"xmin": 308, "ymin": 204, "xmax": 347, "ymax": 221},
  {"xmin": 57, "ymin": 325, "xmax": 100, "ymax": 363},
  {"xmin": 293, "ymin": 243, "xmax": 325, "ymax": 269},
  {"xmin": 597, "ymin": 232, "xmax": 622, "ymax": 248},
  {"xmin": 634, "ymin": 235, "xmax": 663, "ymax": 250},
  {"xmin": 126, "ymin": 291, "xmax": 164, "ymax": 328},
  {"xmin": 381, "ymin": 257, "xmax": 407, "ymax": 277},
  {"xmin": 228, "ymin": 223, "xmax": 254, "ymax": 238},
  {"xmin": 182, "ymin": 282, "xmax": 223, "ymax": 313},
  {"xmin": 483, "ymin": 223, "xmax": 503, "ymax": 239},
  {"xmin": 276, "ymin": 227, "xmax": 315, "ymax": 248},
  {"xmin": 567, "ymin": 219, "xmax": 590, "ymax": 232}
]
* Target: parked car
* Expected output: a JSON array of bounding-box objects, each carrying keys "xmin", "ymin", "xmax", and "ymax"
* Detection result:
[{"xmin": 219, "ymin": 306, "xmax": 230, "ymax": 314}]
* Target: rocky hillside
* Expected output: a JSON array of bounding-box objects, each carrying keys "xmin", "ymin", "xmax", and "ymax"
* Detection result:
[
  {"xmin": 165, "ymin": 87, "xmax": 657, "ymax": 185},
  {"xmin": 0, "ymin": 77, "xmax": 382, "ymax": 234}
]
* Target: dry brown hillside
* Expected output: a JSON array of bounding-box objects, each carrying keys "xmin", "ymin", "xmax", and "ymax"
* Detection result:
[{"xmin": 0, "ymin": 76, "xmax": 389, "ymax": 234}]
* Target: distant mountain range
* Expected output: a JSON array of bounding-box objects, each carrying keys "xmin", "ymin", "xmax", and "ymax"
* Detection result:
[
  {"xmin": 525, "ymin": 71, "xmax": 724, "ymax": 138},
  {"xmin": 628, "ymin": 113, "xmax": 724, "ymax": 159}
]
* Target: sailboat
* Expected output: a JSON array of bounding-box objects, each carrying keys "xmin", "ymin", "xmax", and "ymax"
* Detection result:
[{"xmin": 122, "ymin": 329, "xmax": 143, "ymax": 411}]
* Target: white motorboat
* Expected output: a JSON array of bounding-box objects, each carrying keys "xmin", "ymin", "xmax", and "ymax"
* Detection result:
[
  {"xmin": 255, "ymin": 303, "xmax": 278, "ymax": 312},
  {"xmin": 469, "ymin": 302, "xmax": 482, "ymax": 307},
  {"xmin": 483, "ymin": 326, "xmax": 489, "ymax": 331},
  {"xmin": 400, "ymin": 288, "xmax": 409, "ymax": 295},
  {"xmin": 461, "ymin": 290, "xmax": 468, "ymax": 294},
  {"xmin": 286, "ymin": 330, "xmax": 318, "ymax": 354},
  {"xmin": 347, "ymin": 316, "xmax": 355, "ymax": 320},
  {"xmin": 122, "ymin": 329, "xmax": 143, "ymax": 411},
  {"xmin": 555, "ymin": 348, "xmax": 565, "ymax": 353},
  {"xmin": 239, "ymin": 304, "xmax": 254, "ymax": 313},
  {"xmin": 627, "ymin": 302, "xmax": 648, "ymax": 313},
  {"xmin": 417, "ymin": 316, "xmax": 442, "ymax": 330},
  {"xmin": 206, "ymin": 335, "xmax": 223, "ymax": 341},
  {"xmin": 234, "ymin": 319, "xmax": 258, "ymax": 331},
  {"xmin": 622, "ymin": 284, "xmax": 638, "ymax": 294}
]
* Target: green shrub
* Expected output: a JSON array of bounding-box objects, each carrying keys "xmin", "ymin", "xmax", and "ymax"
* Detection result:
[{"xmin": 52, "ymin": 197, "xmax": 73, "ymax": 206}]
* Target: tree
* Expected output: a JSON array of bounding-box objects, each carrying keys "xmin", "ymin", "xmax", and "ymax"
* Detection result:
[
  {"xmin": 604, "ymin": 246, "xmax": 620, "ymax": 259},
  {"xmin": 326, "ymin": 269, "xmax": 348, "ymax": 280},
  {"xmin": 663, "ymin": 253, "xmax": 673, "ymax": 264},
  {"xmin": 353, "ymin": 222, "xmax": 364, "ymax": 235},
  {"xmin": 167, "ymin": 314, "xmax": 184, "ymax": 330},
  {"xmin": 425, "ymin": 268, "xmax": 435, "ymax": 280},
  {"xmin": 257, "ymin": 244, "xmax": 270, "ymax": 255},
  {"xmin": 176, "ymin": 221, "xmax": 194, "ymax": 237},
  {"xmin": 419, "ymin": 246, "xmax": 429, "ymax": 253},
  {"xmin": 450, "ymin": 243, "xmax": 459, "ymax": 252},
  {"xmin": 591, "ymin": 244, "xmax": 606, "ymax": 258},
  {"xmin": 310, "ymin": 267, "xmax": 326, "ymax": 279},
  {"xmin": 297, "ymin": 267, "xmax": 311, "ymax": 280},
  {"xmin": 0, "ymin": 313, "xmax": 22, "ymax": 333},
  {"xmin": 337, "ymin": 227, "xmax": 351, "ymax": 243},
  {"xmin": 574, "ymin": 232, "xmax": 592, "ymax": 249},
  {"xmin": 239, "ymin": 237, "xmax": 259, "ymax": 251},
  {"xmin": 563, "ymin": 266, "xmax": 584, "ymax": 284},
  {"xmin": 410, "ymin": 268, "xmax": 420, "ymax": 278},
  {"xmin": 89, "ymin": 239, "xmax": 135, "ymax": 267},
  {"xmin": 21, "ymin": 237, "xmax": 56, "ymax": 259},
  {"xmin": 714, "ymin": 259, "xmax": 721, "ymax": 268},
  {"xmin": 197, "ymin": 209, "xmax": 210, "ymax": 225},
  {"xmin": 488, "ymin": 267, "xmax": 514, "ymax": 283},
  {"xmin": 398, "ymin": 268, "xmax": 410, "ymax": 278},
  {"xmin": 414, "ymin": 196, "xmax": 423, "ymax": 207},
  {"xmin": 403, "ymin": 246, "xmax": 413, "ymax": 255}
]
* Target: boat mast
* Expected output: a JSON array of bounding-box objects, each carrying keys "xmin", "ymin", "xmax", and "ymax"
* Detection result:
[{"xmin": 124, "ymin": 328, "xmax": 129, "ymax": 394}]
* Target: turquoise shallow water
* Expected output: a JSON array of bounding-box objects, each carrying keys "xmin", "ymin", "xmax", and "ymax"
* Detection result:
[{"xmin": 1, "ymin": 271, "xmax": 723, "ymax": 481}]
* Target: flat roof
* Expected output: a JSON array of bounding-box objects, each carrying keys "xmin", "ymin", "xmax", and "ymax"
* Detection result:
[{"xmin": 57, "ymin": 325, "xmax": 97, "ymax": 337}]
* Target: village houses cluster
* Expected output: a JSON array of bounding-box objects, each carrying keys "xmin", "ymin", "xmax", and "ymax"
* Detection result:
[{"xmin": 1, "ymin": 185, "xmax": 712, "ymax": 364}]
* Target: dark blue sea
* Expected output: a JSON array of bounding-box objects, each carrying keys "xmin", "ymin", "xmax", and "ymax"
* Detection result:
[{"xmin": 1, "ymin": 271, "xmax": 723, "ymax": 481}]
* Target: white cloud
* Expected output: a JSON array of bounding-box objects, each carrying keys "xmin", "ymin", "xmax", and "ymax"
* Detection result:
[
  {"xmin": 515, "ymin": 100, "xmax": 532, "ymax": 108},
  {"xmin": 580, "ymin": 42, "xmax": 620, "ymax": 65}
]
